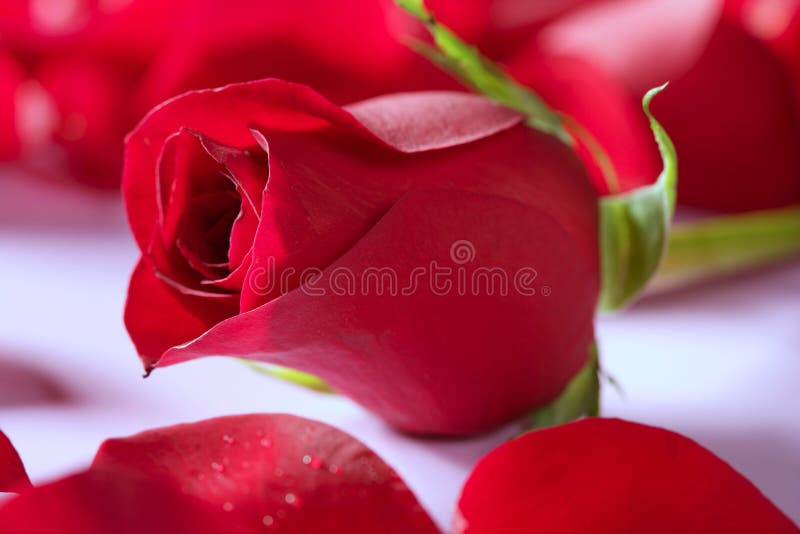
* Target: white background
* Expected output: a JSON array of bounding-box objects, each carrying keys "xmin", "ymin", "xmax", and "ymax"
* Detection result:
[{"xmin": 1, "ymin": 169, "xmax": 798, "ymax": 529}]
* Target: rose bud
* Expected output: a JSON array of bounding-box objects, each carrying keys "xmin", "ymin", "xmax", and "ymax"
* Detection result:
[
  {"xmin": 0, "ymin": 415, "xmax": 437, "ymax": 533},
  {"xmin": 540, "ymin": 0, "xmax": 800, "ymax": 211},
  {"xmin": 0, "ymin": 430, "xmax": 31, "ymax": 493},
  {"xmin": 123, "ymin": 79, "xmax": 599, "ymax": 436},
  {"xmin": 456, "ymin": 418, "xmax": 798, "ymax": 533}
]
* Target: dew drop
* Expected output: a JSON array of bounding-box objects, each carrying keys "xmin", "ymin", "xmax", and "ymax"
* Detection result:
[
  {"xmin": 222, "ymin": 434, "xmax": 235, "ymax": 445},
  {"xmin": 302, "ymin": 454, "xmax": 312, "ymax": 465},
  {"xmin": 211, "ymin": 462, "xmax": 225, "ymax": 473},
  {"xmin": 260, "ymin": 438, "xmax": 273, "ymax": 448},
  {"xmin": 222, "ymin": 501, "xmax": 234, "ymax": 512},
  {"xmin": 328, "ymin": 464, "xmax": 341, "ymax": 475},
  {"xmin": 262, "ymin": 515, "xmax": 274, "ymax": 527},
  {"xmin": 285, "ymin": 493, "xmax": 303, "ymax": 507}
]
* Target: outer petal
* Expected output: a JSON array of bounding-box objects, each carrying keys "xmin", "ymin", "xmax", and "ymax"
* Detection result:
[
  {"xmin": 123, "ymin": 80, "xmax": 521, "ymax": 251},
  {"xmin": 92, "ymin": 414, "xmax": 438, "ymax": 533},
  {"xmin": 0, "ymin": 469, "xmax": 237, "ymax": 534},
  {"xmin": 160, "ymin": 188, "xmax": 598, "ymax": 435},
  {"xmin": 0, "ymin": 431, "xmax": 31, "ymax": 492},
  {"xmin": 455, "ymin": 418, "xmax": 798, "ymax": 533},
  {"xmin": 241, "ymin": 113, "xmax": 591, "ymax": 310}
]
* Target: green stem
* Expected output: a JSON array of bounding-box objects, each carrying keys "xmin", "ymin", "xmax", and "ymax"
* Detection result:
[{"xmin": 652, "ymin": 206, "xmax": 800, "ymax": 292}]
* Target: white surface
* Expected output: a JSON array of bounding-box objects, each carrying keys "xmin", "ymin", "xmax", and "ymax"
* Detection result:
[{"xmin": 1, "ymin": 170, "xmax": 799, "ymax": 528}]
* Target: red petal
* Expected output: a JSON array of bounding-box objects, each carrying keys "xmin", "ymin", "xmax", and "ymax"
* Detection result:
[
  {"xmin": 161, "ymin": 188, "xmax": 597, "ymax": 436},
  {"xmin": 539, "ymin": 0, "xmax": 723, "ymax": 95},
  {"xmin": 0, "ymin": 431, "xmax": 31, "ymax": 492},
  {"xmin": 92, "ymin": 414, "xmax": 438, "ymax": 533},
  {"xmin": 0, "ymin": 469, "xmax": 237, "ymax": 534},
  {"xmin": 651, "ymin": 17, "xmax": 800, "ymax": 211},
  {"xmin": 456, "ymin": 418, "xmax": 798, "ymax": 533},
  {"xmin": 123, "ymin": 80, "xmax": 520, "ymax": 251},
  {"xmin": 124, "ymin": 259, "xmax": 238, "ymax": 370}
]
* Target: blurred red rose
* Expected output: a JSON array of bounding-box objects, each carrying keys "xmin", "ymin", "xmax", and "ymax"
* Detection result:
[
  {"xmin": 0, "ymin": 415, "xmax": 437, "ymax": 533},
  {"xmin": 0, "ymin": 0, "xmax": 452, "ymax": 188},
  {"xmin": 123, "ymin": 79, "xmax": 599, "ymax": 436},
  {"xmin": 0, "ymin": 0, "xmax": 661, "ymax": 192},
  {"xmin": 0, "ymin": 53, "xmax": 25, "ymax": 160},
  {"xmin": 456, "ymin": 418, "xmax": 798, "ymax": 533},
  {"xmin": 539, "ymin": 0, "xmax": 800, "ymax": 211}
]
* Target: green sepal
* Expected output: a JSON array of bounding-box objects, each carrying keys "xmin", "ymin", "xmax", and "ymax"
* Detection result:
[
  {"xmin": 396, "ymin": 0, "xmax": 570, "ymax": 142},
  {"xmin": 240, "ymin": 360, "xmax": 334, "ymax": 394},
  {"xmin": 527, "ymin": 343, "xmax": 600, "ymax": 431},
  {"xmin": 598, "ymin": 85, "xmax": 677, "ymax": 311}
]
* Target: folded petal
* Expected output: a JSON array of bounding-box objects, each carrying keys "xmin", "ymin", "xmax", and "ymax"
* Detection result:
[
  {"xmin": 456, "ymin": 418, "xmax": 798, "ymax": 533},
  {"xmin": 92, "ymin": 414, "xmax": 438, "ymax": 533},
  {"xmin": 124, "ymin": 80, "xmax": 521, "ymax": 251},
  {"xmin": 124, "ymin": 259, "xmax": 238, "ymax": 370}
]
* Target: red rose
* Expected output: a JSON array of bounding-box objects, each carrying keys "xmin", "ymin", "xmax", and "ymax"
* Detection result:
[
  {"xmin": 539, "ymin": 0, "xmax": 800, "ymax": 211},
  {"xmin": 0, "ymin": 415, "xmax": 437, "ymax": 533},
  {"xmin": 0, "ymin": 430, "xmax": 31, "ymax": 493},
  {"xmin": 0, "ymin": 53, "xmax": 25, "ymax": 160},
  {"xmin": 123, "ymin": 79, "xmax": 599, "ymax": 436},
  {"xmin": 0, "ymin": 0, "xmax": 452, "ymax": 187},
  {"xmin": 456, "ymin": 418, "xmax": 798, "ymax": 533}
]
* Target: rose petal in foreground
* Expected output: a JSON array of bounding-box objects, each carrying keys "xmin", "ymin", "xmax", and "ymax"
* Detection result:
[
  {"xmin": 92, "ymin": 414, "xmax": 438, "ymax": 533},
  {"xmin": 0, "ymin": 469, "xmax": 236, "ymax": 534},
  {"xmin": 0, "ymin": 431, "xmax": 30, "ymax": 492},
  {"xmin": 456, "ymin": 418, "xmax": 798, "ymax": 533}
]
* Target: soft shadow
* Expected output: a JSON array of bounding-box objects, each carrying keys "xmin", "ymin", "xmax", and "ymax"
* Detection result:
[
  {"xmin": 680, "ymin": 423, "xmax": 800, "ymax": 524},
  {"xmin": 0, "ymin": 357, "xmax": 72, "ymax": 407},
  {"xmin": 0, "ymin": 165, "xmax": 125, "ymax": 234},
  {"xmin": 634, "ymin": 259, "xmax": 800, "ymax": 312}
]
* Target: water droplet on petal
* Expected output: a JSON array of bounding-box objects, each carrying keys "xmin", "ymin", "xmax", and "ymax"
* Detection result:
[
  {"xmin": 211, "ymin": 462, "xmax": 225, "ymax": 473},
  {"xmin": 222, "ymin": 501, "xmax": 234, "ymax": 512},
  {"xmin": 222, "ymin": 434, "xmax": 235, "ymax": 445},
  {"xmin": 262, "ymin": 515, "xmax": 275, "ymax": 527},
  {"xmin": 260, "ymin": 438, "xmax": 273, "ymax": 448},
  {"xmin": 302, "ymin": 454, "xmax": 312, "ymax": 465},
  {"xmin": 284, "ymin": 493, "xmax": 302, "ymax": 507},
  {"xmin": 328, "ymin": 464, "xmax": 341, "ymax": 475}
]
